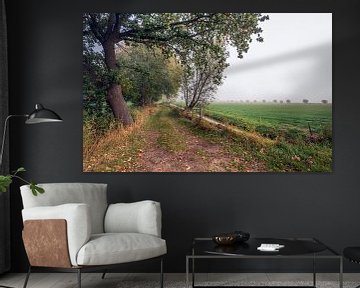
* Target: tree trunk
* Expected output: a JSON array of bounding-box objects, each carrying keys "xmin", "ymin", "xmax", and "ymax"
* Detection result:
[{"xmin": 103, "ymin": 40, "xmax": 134, "ymax": 125}]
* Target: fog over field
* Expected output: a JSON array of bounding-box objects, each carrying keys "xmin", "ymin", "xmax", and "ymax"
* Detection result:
[{"xmin": 215, "ymin": 13, "xmax": 332, "ymax": 103}]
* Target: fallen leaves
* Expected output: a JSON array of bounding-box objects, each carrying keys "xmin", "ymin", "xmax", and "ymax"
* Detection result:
[{"xmin": 292, "ymin": 155, "xmax": 301, "ymax": 161}]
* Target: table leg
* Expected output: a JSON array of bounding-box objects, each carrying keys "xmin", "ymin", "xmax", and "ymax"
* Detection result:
[
  {"xmin": 313, "ymin": 254, "xmax": 316, "ymax": 287},
  {"xmin": 192, "ymin": 257, "xmax": 195, "ymax": 288},
  {"xmin": 186, "ymin": 257, "xmax": 189, "ymax": 288},
  {"xmin": 339, "ymin": 257, "xmax": 343, "ymax": 288}
]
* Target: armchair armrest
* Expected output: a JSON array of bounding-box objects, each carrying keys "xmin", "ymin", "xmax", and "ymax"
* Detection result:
[
  {"xmin": 104, "ymin": 200, "xmax": 162, "ymax": 237},
  {"xmin": 22, "ymin": 203, "xmax": 91, "ymax": 266}
]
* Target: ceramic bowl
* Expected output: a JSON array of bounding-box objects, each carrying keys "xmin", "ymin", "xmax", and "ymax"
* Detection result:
[{"xmin": 212, "ymin": 233, "xmax": 238, "ymax": 245}]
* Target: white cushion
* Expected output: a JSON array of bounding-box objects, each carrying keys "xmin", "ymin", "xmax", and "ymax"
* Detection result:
[
  {"xmin": 105, "ymin": 201, "xmax": 162, "ymax": 237},
  {"xmin": 22, "ymin": 204, "xmax": 91, "ymax": 266},
  {"xmin": 20, "ymin": 183, "xmax": 107, "ymax": 234},
  {"xmin": 76, "ymin": 233, "xmax": 167, "ymax": 266}
]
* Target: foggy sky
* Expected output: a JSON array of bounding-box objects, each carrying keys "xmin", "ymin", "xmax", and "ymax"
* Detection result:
[{"xmin": 215, "ymin": 13, "xmax": 332, "ymax": 103}]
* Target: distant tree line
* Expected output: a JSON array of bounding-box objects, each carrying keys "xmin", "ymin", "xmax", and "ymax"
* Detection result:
[{"xmin": 234, "ymin": 99, "xmax": 330, "ymax": 104}]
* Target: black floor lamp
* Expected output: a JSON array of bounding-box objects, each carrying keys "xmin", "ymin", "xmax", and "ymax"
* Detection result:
[
  {"xmin": 0, "ymin": 103, "xmax": 62, "ymax": 288},
  {"xmin": 0, "ymin": 103, "xmax": 63, "ymax": 167}
]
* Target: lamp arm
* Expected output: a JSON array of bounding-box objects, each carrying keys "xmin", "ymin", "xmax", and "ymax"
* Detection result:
[{"xmin": 0, "ymin": 114, "xmax": 28, "ymax": 169}]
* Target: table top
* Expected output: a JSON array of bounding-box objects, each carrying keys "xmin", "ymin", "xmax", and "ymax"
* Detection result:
[{"xmin": 190, "ymin": 237, "xmax": 340, "ymax": 258}]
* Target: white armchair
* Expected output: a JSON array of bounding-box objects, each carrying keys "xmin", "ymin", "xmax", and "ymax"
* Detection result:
[{"xmin": 20, "ymin": 183, "xmax": 166, "ymax": 288}]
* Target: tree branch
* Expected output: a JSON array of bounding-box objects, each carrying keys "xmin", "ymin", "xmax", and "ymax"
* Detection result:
[
  {"xmin": 88, "ymin": 13, "xmax": 105, "ymax": 43},
  {"xmin": 106, "ymin": 13, "xmax": 116, "ymax": 36},
  {"xmin": 116, "ymin": 13, "xmax": 217, "ymax": 42},
  {"xmin": 114, "ymin": 13, "xmax": 121, "ymax": 32}
]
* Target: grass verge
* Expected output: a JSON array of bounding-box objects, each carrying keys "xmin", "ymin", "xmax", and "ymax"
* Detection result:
[
  {"xmin": 170, "ymin": 108, "xmax": 332, "ymax": 172},
  {"xmin": 83, "ymin": 107, "xmax": 155, "ymax": 172},
  {"xmin": 146, "ymin": 108, "xmax": 186, "ymax": 153}
]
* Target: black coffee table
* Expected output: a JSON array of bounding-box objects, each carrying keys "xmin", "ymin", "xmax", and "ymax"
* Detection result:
[{"xmin": 186, "ymin": 237, "xmax": 343, "ymax": 288}]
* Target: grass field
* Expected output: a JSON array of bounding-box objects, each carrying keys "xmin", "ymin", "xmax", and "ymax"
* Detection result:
[
  {"xmin": 204, "ymin": 103, "xmax": 332, "ymax": 142},
  {"xmin": 195, "ymin": 102, "xmax": 332, "ymax": 172}
]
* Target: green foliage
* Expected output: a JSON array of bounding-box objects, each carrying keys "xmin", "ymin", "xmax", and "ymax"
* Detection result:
[
  {"xmin": 0, "ymin": 167, "xmax": 43, "ymax": 196},
  {"xmin": 82, "ymin": 13, "xmax": 268, "ymax": 122},
  {"xmin": 83, "ymin": 47, "xmax": 111, "ymax": 117},
  {"xmin": 117, "ymin": 45, "xmax": 182, "ymax": 106},
  {"xmin": 0, "ymin": 175, "xmax": 12, "ymax": 192},
  {"xmin": 182, "ymin": 46, "xmax": 229, "ymax": 109},
  {"xmin": 15, "ymin": 167, "xmax": 26, "ymax": 173},
  {"xmin": 30, "ymin": 181, "xmax": 45, "ymax": 196},
  {"xmin": 84, "ymin": 13, "xmax": 268, "ymax": 57}
]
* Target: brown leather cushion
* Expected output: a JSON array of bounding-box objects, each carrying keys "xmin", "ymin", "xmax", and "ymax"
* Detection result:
[{"xmin": 23, "ymin": 219, "xmax": 71, "ymax": 268}]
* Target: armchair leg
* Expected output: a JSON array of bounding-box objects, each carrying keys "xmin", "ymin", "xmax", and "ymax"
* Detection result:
[
  {"xmin": 23, "ymin": 266, "xmax": 31, "ymax": 288},
  {"xmin": 77, "ymin": 268, "xmax": 81, "ymax": 288},
  {"xmin": 160, "ymin": 257, "xmax": 164, "ymax": 288}
]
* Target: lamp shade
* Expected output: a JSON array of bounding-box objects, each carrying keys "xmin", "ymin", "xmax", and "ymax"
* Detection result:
[{"xmin": 25, "ymin": 104, "xmax": 63, "ymax": 124}]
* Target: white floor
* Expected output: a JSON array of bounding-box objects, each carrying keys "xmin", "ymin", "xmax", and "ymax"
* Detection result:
[{"xmin": 0, "ymin": 273, "xmax": 359, "ymax": 288}]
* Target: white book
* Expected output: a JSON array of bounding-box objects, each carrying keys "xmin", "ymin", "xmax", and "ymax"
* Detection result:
[{"xmin": 257, "ymin": 243, "xmax": 285, "ymax": 251}]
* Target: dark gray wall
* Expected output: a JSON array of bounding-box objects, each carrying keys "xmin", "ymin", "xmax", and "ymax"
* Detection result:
[
  {"xmin": 5, "ymin": 0, "xmax": 360, "ymax": 273},
  {"xmin": 0, "ymin": 0, "xmax": 10, "ymax": 274}
]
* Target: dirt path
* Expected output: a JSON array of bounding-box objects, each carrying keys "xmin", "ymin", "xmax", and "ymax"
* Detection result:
[{"xmin": 136, "ymin": 108, "xmax": 267, "ymax": 172}]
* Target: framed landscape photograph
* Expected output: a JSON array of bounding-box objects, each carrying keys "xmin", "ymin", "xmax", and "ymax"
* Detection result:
[{"xmin": 82, "ymin": 13, "xmax": 332, "ymax": 173}]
